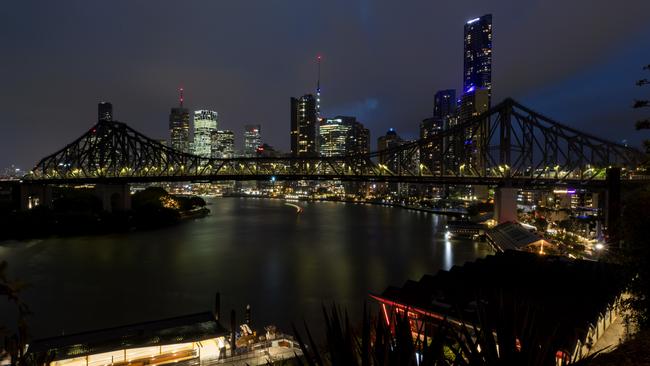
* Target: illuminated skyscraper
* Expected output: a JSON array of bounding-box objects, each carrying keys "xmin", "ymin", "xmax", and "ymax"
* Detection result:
[
  {"xmin": 463, "ymin": 14, "xmax": 492, "ymax": 95},
  {"xmin": 98, "ymin": 102, "xmax": 113, "ymax": 122},
  {"xmin": 433, "ymin": 90, "xmax": 456, "ymax": 119},
  {"xmin": 420, "ymin": 118, "xmax": 443, "ymax": 175},
  {"xmin": 169, "ymin": 88, "xmax": 190, "ymax": 153},
  {"xmin": 319, "ymin": 118, "xmax": 351, "ymax": 157},
  {"xmin": 461, "ymin": 14, "xmax": 492, "ymax": 175},
  {"xmin": 243, "ymin": 124, "xmax": 261, "ymax": 157},
  {"xmin": 459, "ymin": 88, "xmax": 490, "ymax": 173},
  {"xmin": 377, "ymin": 129, "xmax": 403, "ymax": 166},
  {"xmin": 192, "ymin": 110, "xmax": 218, "ymax": 158},
  {"xmin": 459, "ymin": 89, "xmax": 490, "ymax": 122},
  {"xmin": 211, "ymin": 130, "xmax": 234, "ymax": 158},
  {"xmin": 290, "ymin": 95, "xmax": 318, "ymax": 157},
  {"xmin": 346, "ymin": 119, "xmax": 370, "ymax": 156}
]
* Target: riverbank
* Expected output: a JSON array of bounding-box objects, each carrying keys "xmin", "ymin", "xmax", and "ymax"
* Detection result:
[
  {"xmin": 223, "ymin": 193, "xmax": 469, "ymax": 217},
  {"xmin": 0, "ymin": 188, "xmax": 209, "ymax": 241}
]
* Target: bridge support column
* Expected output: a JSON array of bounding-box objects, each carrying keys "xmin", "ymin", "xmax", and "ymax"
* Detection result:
[
  {"xmin": 605, "ymin": 168, "xmax": 621, "ymax": 246},
  {"xmin": 494, "ymin": 187, "xmax": 518, "ymax": 224},
  {"xmin": 19, "ymin": 184, "xmax": 53, "ymax": 211},
  {"xmin": 94, "ymin": 184, "xmax": 131, "ymax": 212}
]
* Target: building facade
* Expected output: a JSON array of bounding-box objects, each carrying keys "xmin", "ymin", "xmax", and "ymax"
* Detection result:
[
  {"xmin": 193, "ymin": 110, "xmax": 218, "ymax": 158},
  {"xmin": 459, "ymin": 88, "xmax": 490, "ymax": 173},
  {"xmin": 377, "ymin": 129, "xmax": 403, "ymax": 167},
  {"xmin": 420, "ymin": 117, "xmax": 444, "ymax": 175},
  {"xmin": 463, "ymin": 14, "xmax": 492, "ymax": 95},
  {"xmin": 169, "ymin": 107, "xmax": 190, "ymax": 153},
  {"xmin": 290, "ymin": 95, "xmax": 318, "ymax": 157},
  {"xmin": 211, "ymin": 130, "xmax": 235, "ymax": 158},
  {"xmin": 433, "ymin": 90, "xmax": 456, "ymax": 119},
  {"xmin": 98, "ymin": 102, "xmax": 113, "ymax": 122},
  {"xmin": 319, "ymin": 118, "xmax": 351, "ymax": 157},
  {"xmin": 243, "ymin": 124, "xmax": 262, "ymax": 157}
]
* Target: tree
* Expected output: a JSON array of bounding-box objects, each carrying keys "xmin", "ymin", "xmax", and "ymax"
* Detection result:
[{"xmin": 634, "ymin": 64, "xmax": 650, "ymax": 154}]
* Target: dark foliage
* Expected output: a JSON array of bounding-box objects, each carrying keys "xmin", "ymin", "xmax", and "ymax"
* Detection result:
[
  {"xmin": 620, "ymin": 187, "xmax": 650, "ymax": 330},
  {"xmin": 293, "ymin": 301, "xmax": 598, "ymax": 366},
  {"xmin": 636, "ymin": 64, "xmax": 650, "ymax": 154},
  {"xmin": 131, "ymin": 187, "xmax": 181, "ymax": 228},
  {"xmin": 0, "ymin": 261, "xmax": 29, "ymax": 365}
]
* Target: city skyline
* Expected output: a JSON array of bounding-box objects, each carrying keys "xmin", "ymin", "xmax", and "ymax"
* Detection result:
[{"xmin": 2, "ymin": 1, "xmax": 650, "ymax": 170}]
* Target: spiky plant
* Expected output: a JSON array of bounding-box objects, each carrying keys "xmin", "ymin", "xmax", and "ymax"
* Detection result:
[{"xmin": 293, "ymin": 299, "xmax": 602, "ymax": 366}]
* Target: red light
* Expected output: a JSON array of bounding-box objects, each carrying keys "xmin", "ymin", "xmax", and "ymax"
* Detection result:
[{"xmin": 91, "ymin": 128, "xmax": 96, "ymax": 133}]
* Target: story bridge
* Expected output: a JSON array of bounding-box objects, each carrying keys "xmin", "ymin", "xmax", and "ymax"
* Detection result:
[
  {"xmin": 25, "ymin": 98, "xmax": 643, "ymax": 186},
  {"xmin": 17, "ymin": 98, "xmax": 648, "ymax": 224}
]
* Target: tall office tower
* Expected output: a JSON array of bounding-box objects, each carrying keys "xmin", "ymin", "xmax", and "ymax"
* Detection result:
[
  {"xmin": 319, "ymin": 117, "xmax": 352, "ymax": 157},
  {"xmin": 98, "ymin": 102, "xmax": 113, "ymax": 122},
  {"xmin": 193, "ymin": 110, "xmax": 218, "ymax": 158},
  {"xmin": 461, "ymin": 14, "xmax": 492, "ymax": 176},
  {"xmin": 378, "ymin": 129, "xmax": 416, "ymax": 196},
  {"xmin": 377, "ymin": 129, "xmax": 403, "ymax": 166},
  {"xmin": 463, "ymin": 14, "xmax": 492, "ymax": 95},
  {"xmin": 169, "ymin": 88, "xmax": 190, "ymax": 153},
  {"xmin": 211, "ymin": 130, "xmax": 235, "ymax": 158},
  {"xmin": 290, "ymin": 95, "xmax": 318, "ymax": 157},
  {"xmin": 243, "ymin": 124, "xmax": 262, "ymax": 157},
  {"xmin": 346, "ymin": 119, "xmax": 370, "ymax": 155},
  {"xmin": 420, "ymin": 118, "xmax": 444, "ymax": 175},
  {"xmin": 459, "ymin": 88, "xmax": 490, "ymax": 173},
  {"xmin": 459, "ymin": 88, "xmax": 490, "ymax": 122},
  {"xmin": 427, "ymin": 89, "xmax": 457, "ymax": 176},
  {"xmin": 433, "ymin": 90, "xmax": 457, "ymax": 119}
]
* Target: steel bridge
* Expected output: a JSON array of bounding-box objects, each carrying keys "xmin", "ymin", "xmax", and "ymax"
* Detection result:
[{"xmin": 25, "ymin": 98, "xmax": 646, "ymax": 188}]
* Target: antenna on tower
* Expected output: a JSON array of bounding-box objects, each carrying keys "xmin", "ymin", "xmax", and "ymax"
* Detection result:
[
  {"xmin": 179, "ymin": 87, "xmax": 184, "ymax": 108},
  {"xmin": 316, "ymin": 55, "xmax": 322, "ymax": 120}
]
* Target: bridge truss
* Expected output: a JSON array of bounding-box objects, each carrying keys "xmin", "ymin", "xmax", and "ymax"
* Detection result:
[{"xmin": 26, "ymin": 99, "xmax": 644, "ymax": 187}]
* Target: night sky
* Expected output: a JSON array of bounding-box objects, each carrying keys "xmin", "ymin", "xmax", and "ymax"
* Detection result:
[{"xmin": 2, "ymin": 0, "xmax": 650, "ymax": 170}]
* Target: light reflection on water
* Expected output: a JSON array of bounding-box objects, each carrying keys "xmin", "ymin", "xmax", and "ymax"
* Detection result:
[{"xmin": 0, "ymin": 198, "xmax": 493, "ymax": 338}]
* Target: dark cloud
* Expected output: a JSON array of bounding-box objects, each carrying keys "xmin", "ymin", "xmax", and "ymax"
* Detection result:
[{"xmin": 1, "ymin": 0, "xmax": 650, "ymax": 169}]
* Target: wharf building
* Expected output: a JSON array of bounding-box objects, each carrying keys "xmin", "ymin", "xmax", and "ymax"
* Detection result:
[
  {"xmin": 290, "ymin": 95, "xmax": 318, "ymax": 157},
  {"xmin": 25, "ymin": 312, "xmax": 230, "ymax": 366},
  {"xmin": 192, "ymin": 110, "xmax": 218, "ymax": 158}
]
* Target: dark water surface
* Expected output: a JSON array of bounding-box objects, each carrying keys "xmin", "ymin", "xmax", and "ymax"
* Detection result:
[{"xmin": 0, "ymin": 198, "xmax": 492, "ymax": 338}]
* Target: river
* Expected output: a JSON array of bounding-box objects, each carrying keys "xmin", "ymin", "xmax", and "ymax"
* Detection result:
[{"xmin": 0, "ymin": 198, "xmax": 493, "ymax": 339}]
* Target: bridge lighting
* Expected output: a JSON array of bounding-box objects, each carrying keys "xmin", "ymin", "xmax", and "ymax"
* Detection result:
[{"xmin": 595, "ymin": 243, "xmax": 605, "ymax": 251}]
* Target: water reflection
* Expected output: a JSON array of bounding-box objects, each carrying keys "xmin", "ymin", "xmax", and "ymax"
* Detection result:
[{"xmin": 1, "ymin": 198, "xmax": 493, "ymax": 338}]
